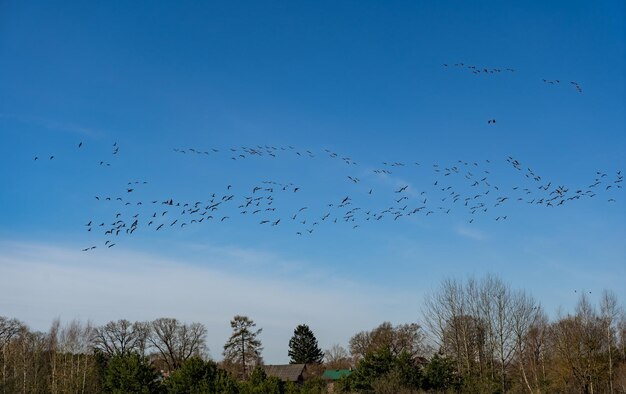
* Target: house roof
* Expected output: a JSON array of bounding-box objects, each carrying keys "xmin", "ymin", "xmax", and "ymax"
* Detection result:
[
  {"xmin": 322, "ymin": 369, "xmax": 352, "ymax": 380},
  {"xmin": 262, "ymin": 364, "xmax": 306, "ymax": 382}
]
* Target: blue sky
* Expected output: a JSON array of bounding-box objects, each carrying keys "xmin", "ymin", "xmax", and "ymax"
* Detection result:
[{"xmin": 1, "ymin": 0, "xmax": 624, "ymax": 363}]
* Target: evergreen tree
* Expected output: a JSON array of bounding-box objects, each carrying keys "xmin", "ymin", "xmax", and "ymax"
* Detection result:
[
  {"xmin": 104, "ymin": 352, "xmax": 162, "ymax": 394},
  {"xmin": 223, "ymin": 315, "xmax": 263, "ymax": 379},
  {"xmin": 336, "ymin": 348, "xmax": 425, "ymax": 393},
  {"xmin": 239, "ymin": 366, "xmax": 281, "ymax": 394},
  {"xmin": 164, "ymin": 357, "xmax": 217, "ymax": 393},
  {"xmin": 423, "ymin": 353, "xmax": 459, "ymax": 392},
  {"xmin": 164, "ymin": 357, "xmax": 239, "ymax": 394},
  {"xmin": 288, "ymin": 324, "xmax": 324, "ymax": 364},
  {"xmin": 347, "ymin": 347, "xmax": 395, "ymax": 392}
]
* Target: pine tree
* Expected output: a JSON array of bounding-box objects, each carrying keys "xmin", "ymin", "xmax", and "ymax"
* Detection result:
[
  {"xmin": 288, "ymin": 324, "xmax": 324, "ymax": 364},
  {"xmin": 222, "ymin": 315, "xmax": 263, "ymax": 379}
]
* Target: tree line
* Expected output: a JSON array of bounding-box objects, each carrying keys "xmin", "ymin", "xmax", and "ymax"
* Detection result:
[{"xmin": 1, "ymin": 274, "xmax": 625, "ymax": 393}]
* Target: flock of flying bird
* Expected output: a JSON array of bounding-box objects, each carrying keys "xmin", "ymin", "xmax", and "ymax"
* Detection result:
[
  {"xmin": 33, "ymin": 140, "xmax": 623, "ymax": 252},
  {"xmin": 29, "ymin": 63, "xmax": 620, "ymax": 251},
  {"xmin": 444, "ymin": 62, "xmax": 584, "ymax": 93}
]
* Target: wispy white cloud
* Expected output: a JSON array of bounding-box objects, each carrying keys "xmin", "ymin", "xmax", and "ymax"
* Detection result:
[
  {"xmin": 455, "ymin": 224, "xmax": 488, "ymax": 241},
  {"xmin": 0, "ymin": 240, "xmax": 412, "ymax": 363},
  {"xmin": 0, "ymin": 113, "xmax": 105, "ymax": 137}
]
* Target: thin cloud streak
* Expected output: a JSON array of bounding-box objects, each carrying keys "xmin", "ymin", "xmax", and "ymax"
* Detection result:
[
  {"xmin": 455, "ymin": 224, "xmax": 488, "ymax": 241},
  {"xmin": 0, "ymin": 113, "xmax": 105, "ymax": 138}
]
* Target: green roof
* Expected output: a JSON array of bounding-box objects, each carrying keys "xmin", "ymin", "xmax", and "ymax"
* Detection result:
[{"xmin": 322, "ymin": 369, "xmax": 352, "ymax": 380}]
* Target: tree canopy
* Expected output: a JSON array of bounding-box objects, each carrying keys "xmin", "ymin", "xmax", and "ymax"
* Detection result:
[{"xmin": 1, "ymin": 275, "xmax": 625, "ymax": 393}]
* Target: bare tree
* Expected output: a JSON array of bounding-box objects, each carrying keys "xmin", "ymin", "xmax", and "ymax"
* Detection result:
[
  {"xmin": 348, "ymin": 329, "xmax": 372, "ymax": 362},
  {"xmin": 550, "ymin": 293, "xmax": 607, "ymax": 394},
  {"xmin": 0, "ymin": 316, "xmax": 24, "ymax": 394},
  {"xmin": 0, "ymin": 316, "xmax": 23, "ymax": 346},
  {"xmin": 482, "ymin": 276, "xmax": 516, "ymax": 393},
  {"xmin": 92, "ymin": 319, "xmax": 148, "ymax": 357},
  {"xmin": 394, "ymin": 323, "xmax": 428, "ymax": 357},
  {"xmin": 149, "ymin": 318, "xmax": 207, "ymax": 372},
  {"xmin": 618, "ymin": 316, "xmax": 626, "ymax": 362},
  {"xmin": 518, "ymin": 311, "xmax": 549, "ymax": 393},
  {"xmin": 422, "ymin": 275, "xmax": 550, "ymax": 392},
  {"xmin": 0, "ymin": 318, "xmax": 102, "ymax": 394},
  {"xmin": 601, "ymin": 289, "xmax": 622, "ymax": 394},
  {"xmin": 423, "ymin": 277, "xmax": 481, "ymax": 377},
  {"xmin": 349, "ymin": 322, "xmax": 426, "ymax": 361},
  {"xmin": 53, "ymin": 319, "xmax": 96, "ymax": 394},
  {"xmin": 510, "ymin": 290, "xmax": 542, "ymax": 393},
  {"xmin": 48, "ymin": 318, "xmax": 60, "ymax": 394},
  {"xmin": 324, "ymin": 344, "xmax": 352, "ymax": 369}
]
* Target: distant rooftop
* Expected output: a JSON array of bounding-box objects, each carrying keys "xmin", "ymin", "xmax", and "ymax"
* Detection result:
[
  {"xmin": 263, "ymin": 364, "xmax": 306, "ymax": 382},
  {"xmin": 322, "ymin": 369, "xmax": 352, "ymax": 380}
]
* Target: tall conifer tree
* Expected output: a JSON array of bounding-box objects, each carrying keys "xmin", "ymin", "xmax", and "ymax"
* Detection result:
[{"xmin": 288, "ymin": 324, "xmax": 324, "ymax": 364}]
